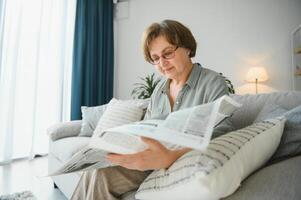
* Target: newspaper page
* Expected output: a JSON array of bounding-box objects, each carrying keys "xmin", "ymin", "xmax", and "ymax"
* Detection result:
[
  {"xmin": 104, "ymin": 95, "xmax": 241, "ymax": 151},
  {"xmin": 48, "ymin": 125, "xmax": 160, "ymax": 176},
  {"xmin": 48, "ymin": 147, "xmax": 113, "ymax": 176},
  {"xmin": 49, "ymin": 95, "xmax": 241, "ymax": 176}
]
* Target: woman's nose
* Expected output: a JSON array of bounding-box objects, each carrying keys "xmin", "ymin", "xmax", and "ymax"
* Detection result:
[{"xmin": 159, "ymin": 57, "xmax": 169, "ymax": 67}]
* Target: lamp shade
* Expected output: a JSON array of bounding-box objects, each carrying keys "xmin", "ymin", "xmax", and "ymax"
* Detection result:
[{"xmin": 245, "ymin": 67, "xmax": 269, "ymax": 83}]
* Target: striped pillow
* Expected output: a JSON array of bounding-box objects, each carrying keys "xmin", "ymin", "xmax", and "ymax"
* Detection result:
[
  {"xmin": 93, "ymin": 98, "xmax": 145, "ymax": 136},
  {"xmin": 136, "ymin": 118, "xmax": 285, "ymax": 200}
]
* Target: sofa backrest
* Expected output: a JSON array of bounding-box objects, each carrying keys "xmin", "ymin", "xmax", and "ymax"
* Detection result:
[{"xmin": 230, "ymin": 91, "xmax": 301, "ymax": 130}]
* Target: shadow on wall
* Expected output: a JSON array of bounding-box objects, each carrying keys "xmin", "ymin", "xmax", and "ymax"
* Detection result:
[{"xmin": 235, "ymin": 83, "xmax": 277, "ymax": 95}]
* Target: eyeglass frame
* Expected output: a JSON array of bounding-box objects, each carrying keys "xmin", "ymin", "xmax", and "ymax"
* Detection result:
[{"xmin": 149, "ymin": 46, "xmax": 179, "ymax": 65}]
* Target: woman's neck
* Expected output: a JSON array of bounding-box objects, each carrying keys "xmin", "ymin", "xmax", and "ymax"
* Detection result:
[{"xmin": 170, "ymin": 62, "xmax": 193, "ymax": 87}]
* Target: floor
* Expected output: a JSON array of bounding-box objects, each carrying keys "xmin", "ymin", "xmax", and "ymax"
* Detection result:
[{"xmin": 0, "ymin": 156, "xmax": 67, "ymax": 200}]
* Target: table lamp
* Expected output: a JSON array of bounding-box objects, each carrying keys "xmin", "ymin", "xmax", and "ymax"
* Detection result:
[{"xmin": 245, "ymin": 67, "xmax": 268, "ymax": 94}]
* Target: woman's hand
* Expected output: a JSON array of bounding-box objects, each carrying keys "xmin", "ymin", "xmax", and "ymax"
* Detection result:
[{"xmin": 106, "ymin": 137, "xmax": 190, "ymax": 171}]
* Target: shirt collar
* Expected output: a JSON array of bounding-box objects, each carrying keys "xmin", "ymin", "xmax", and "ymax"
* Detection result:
[
  {"xmin": 160, "ymin": 63, "xmax": 202, "ymax": 93},
  {"xmin": 161, "ymin": 79, "xmax": 170, "ymax": 94},
  {"xmin": 186, "ymin": 63, "xmax": 202, "ymax": 89}
]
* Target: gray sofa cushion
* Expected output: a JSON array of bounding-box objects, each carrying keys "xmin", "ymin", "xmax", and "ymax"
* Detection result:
[
  {"xmin": 212, "ymin": 118, "xmax": 235, "ymax": 139},
  {"xmin": 224, "ymin": 155, "xmax": 301, "ymax": 200},
  {"xmin": 270, "ymin": 105, "xmax": 301, "ymax": 164},
  {"xmin": 79, "ymin": 104, "xmax": 107, "ymax": 137},
  {"xmin": 253, "ymin": 103, "xmax": 301, "ymax": 164},
  {"xmin": 254, "ymin": 103, "xmax": 287, "ymax": 122},
  {"xmin": 230, "ymin": 92, "xmax": 301, "ymax": 130}
]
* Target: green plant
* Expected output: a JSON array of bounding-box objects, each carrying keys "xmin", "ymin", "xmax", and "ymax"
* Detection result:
[
  {"xmin": 131, "ymin": 73, "xmax": 161, "ymax": 99},
  {"xmin": 219, "ymin": 73, "xmax": 235, "ymax": 94}
]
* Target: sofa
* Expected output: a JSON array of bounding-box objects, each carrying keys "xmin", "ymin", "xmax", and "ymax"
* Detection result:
[{"xmin": 47, "ymin": 91, "xmax": 301, "ymax": 200}]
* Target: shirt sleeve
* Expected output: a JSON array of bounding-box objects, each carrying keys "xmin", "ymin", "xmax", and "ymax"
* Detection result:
[{"xmin": 206, "ymin": 74, "xmax": 229, "ymax": 102}]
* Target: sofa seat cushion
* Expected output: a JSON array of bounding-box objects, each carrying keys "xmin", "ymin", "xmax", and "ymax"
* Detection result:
[
  {"xmin": 50, "ymin": 136, "xmax": 90, "ymax": 162},
  {"xmin": 224, "ymin": 155, "xmax": 301, "ymax": 200}
]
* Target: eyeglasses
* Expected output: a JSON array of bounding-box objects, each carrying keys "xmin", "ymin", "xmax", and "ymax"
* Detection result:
[{"xmin": 149, "ymin": 46, "xmax": 178, "ymax": 65}]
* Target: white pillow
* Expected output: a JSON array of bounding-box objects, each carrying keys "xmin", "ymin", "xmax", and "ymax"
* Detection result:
[
  {"xmin": 136, "ymin": 118, "xmax": 285, "ymax": 200},
  {"xmin": 79, "ymin": 98, "xmax": 150, "ymax": 137},
  {"xmin": 93, "ymin": 98, "xmax": 146, "ymax": 135}
]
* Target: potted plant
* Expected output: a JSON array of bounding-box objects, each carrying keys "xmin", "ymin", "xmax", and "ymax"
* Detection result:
[{"xmin": 131, "ymin": 73, "xmax": 161, "ymax": 99}]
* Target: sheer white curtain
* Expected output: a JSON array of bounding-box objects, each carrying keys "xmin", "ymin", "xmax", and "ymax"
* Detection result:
[{"xmin": 0, "ymin": 0, "xmax": 76, "ymax": 164}]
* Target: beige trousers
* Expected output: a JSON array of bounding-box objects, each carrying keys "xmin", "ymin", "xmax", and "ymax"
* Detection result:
[{"xmin": 70, "ymin": 166, "xmax": 150, "ymax": 200}]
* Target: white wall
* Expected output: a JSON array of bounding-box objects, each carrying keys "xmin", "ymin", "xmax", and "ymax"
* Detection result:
[{"xmin": 114, "ymin": 0, "xmax": 301, "ymax": 99}]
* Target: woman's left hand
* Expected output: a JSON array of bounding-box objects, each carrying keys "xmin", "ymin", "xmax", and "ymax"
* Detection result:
[{"xmin": 106, "ymin": 137, "xmax": 180, "ymax": 171}]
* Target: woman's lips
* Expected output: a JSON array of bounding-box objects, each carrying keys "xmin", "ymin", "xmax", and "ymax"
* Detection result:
[{"xmin": 164, "ymin": 67, "xmax": 174, "ymax": 73}]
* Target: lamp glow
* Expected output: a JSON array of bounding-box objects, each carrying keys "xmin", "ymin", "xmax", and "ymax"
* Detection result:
[{"xmin": 245, "ymin": 67, "xmax": 269, "ymax": 94}]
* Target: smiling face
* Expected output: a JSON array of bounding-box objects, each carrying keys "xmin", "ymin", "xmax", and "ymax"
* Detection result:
[{"xmin": 149, "ymin": 36, "xmax": 192, "ymax": 81}]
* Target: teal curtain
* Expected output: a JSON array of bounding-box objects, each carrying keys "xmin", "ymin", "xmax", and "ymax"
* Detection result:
[{"xmin": 71, "ymin": 0, "xmax": 114, "ymax": 120}]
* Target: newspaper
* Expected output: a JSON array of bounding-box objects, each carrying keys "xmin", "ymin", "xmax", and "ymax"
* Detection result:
[{"xmin": 49, "ymin": 95, "xmax": 241, "ymax": 176}]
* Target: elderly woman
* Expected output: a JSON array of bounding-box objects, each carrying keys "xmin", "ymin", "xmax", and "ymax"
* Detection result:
[{"xmin": 71, "ymin": 19, "xmax": 229, "ymax": 200}]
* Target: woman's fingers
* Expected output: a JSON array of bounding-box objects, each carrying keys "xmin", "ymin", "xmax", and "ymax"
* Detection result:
[
  {"xmin": 106, "ymin": 153, "xmax": 140, "ymax": 165},
  {"xmin": 141, "ymin": 137, "xmax": 165, "ymax": 150}
]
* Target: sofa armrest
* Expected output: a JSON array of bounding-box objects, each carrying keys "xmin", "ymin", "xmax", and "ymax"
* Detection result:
[{"xmin": 47, "ymin": 120, "xmax": 82, "ymax": 141}]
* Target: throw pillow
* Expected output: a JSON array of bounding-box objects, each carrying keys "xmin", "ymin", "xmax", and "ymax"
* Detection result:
[
  {"xmin": 78, "ymin": 99, "xmax": 150, "ymax": 137},
  {"xmin": 131, "ymin": 98, "xmax": 150, "ymax": 110},
  {"xmin": 93, "ymin": 98, "xmax": 146, "ymax": 136},
  {"xmin": 136, "ymin": 118, "xmax": 285, "ymax": 200},
  {"xmin": 270, "ymin": 105, "xmax": 301, "ymax": 164},
  {"xmin": 78, "ymin": 104, "xmax": 107, "ymax": 137}
]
